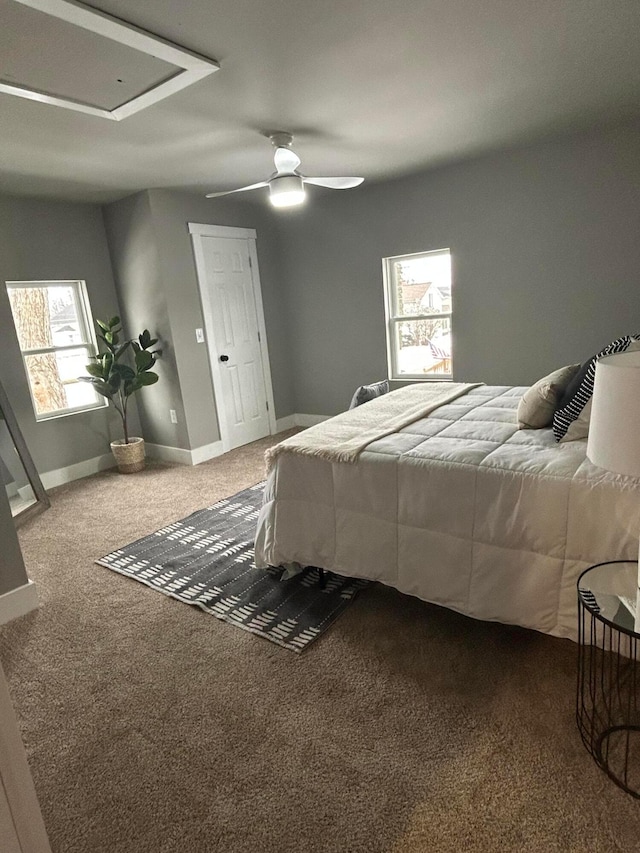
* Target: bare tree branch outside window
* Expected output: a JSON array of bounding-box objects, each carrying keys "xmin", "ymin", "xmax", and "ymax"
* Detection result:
[
  {"xmin": 8, "ymin": 287, "xmax": 67, "ymax": 414},
  {"xmin": 6, "ymin": 281, "xmax": 103, "ymax": 420}
]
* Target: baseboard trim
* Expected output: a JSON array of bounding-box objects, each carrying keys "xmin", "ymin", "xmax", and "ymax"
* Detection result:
[
  {"xmin": 145, "ymin": 443, "xmax": 193, "ymax": 465},
  {"xmin": 38, "ymin": 420, "xmax": 329, "ymax": 488},
  {"xmin": 150, "ymin": 419, "xmax": 331, "ymax": 464},
  {"xmin": 191, "ymin": 441, "xmax": 225, "ymax": 465},
  {"xmin": 0, "ymin": 581, "xmax": 38, "ymax": 626},
  {"xmin": 275, "ymin": 415, "xmax": 297, "ymax": 432},
  {"xmin": 41, "ymin": 453, "xmax": 115, "ymax": 491},
  {"xmin": 145, "ymin": 441, "xmax": 225, "ymax": 466},
  {"xmin": 275, "ymin": 414, "xmax": 331, "ymax": 431},
  {"xmin": 294, "ymin": 413, "xmax": 331, "ymax": 427}
]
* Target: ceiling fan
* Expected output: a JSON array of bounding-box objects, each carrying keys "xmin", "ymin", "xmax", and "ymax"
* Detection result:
[{"xmin": 205, "ymin": 132, "xmax": 364, "ymax": 208}]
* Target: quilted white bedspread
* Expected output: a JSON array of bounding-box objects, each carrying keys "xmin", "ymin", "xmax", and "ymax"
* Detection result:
[{"xmin": 254, "ymin": 385, "xmax": 640, "ymax": 640}]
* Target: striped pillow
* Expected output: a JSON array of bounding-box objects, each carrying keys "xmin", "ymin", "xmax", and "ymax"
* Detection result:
[{"xmin": 552, "ymin": 335, "xmax": 640, "ymax": 442}]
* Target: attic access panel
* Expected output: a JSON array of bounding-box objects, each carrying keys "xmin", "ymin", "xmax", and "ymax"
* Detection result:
[{"xmin": 0, "ymin": 0, "xmax": 219, "ymax": 120}]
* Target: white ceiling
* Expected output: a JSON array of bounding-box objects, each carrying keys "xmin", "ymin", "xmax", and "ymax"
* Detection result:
[{"xmin": 1, "ymin": 0, "xmax": 639, "ymax": 203}]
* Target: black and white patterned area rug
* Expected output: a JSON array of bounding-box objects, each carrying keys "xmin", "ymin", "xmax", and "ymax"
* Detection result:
[{"xmin": 96, "ymin": 482, "xmax": 368, "ymax": 653}]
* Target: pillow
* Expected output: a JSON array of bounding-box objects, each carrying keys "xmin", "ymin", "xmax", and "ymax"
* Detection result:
[
  {"xmin": 552, "ymin": 335, "xmax": 640, "ymax": 442},
  {"xmin": 517, "ymin": 363, "xmax": 580, "ymax": 429},
  {"xmin": 349, "ymin": 379, "xmax": 390, "ymax": 409}
]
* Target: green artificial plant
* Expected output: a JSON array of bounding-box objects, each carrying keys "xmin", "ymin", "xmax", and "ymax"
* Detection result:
[{"xmin": 79, "ymin": 316, "xmax": 161, "ymax": 444}]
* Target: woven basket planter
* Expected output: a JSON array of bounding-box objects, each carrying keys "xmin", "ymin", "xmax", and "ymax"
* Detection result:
[{"xmin": 111, "ymin": 437, "xmax": 145, "ymax": 474}]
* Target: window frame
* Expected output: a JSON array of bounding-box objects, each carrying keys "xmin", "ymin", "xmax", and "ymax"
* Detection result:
[
  {"xmin": 5, "ymin": 279, "xmax": 107, "ymax": 421},
  {"xmin": 382, "ymin": 248, "xmax": 453, "ymax": 382}
]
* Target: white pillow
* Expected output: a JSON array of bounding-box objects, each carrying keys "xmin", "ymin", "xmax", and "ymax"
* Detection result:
[
  {"xmin": 517, "ymin": 364, "xmax": 580, "ymax": 429},
  {"xmin": 559, "ymin": 397, "xmax": 591, "ymax": 441}
]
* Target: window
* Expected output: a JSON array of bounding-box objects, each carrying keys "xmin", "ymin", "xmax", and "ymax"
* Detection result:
[
  {"xmin": 6, "ymin": 280, "xmax": 106, "ymax": 420},
  {"xmin": 382, "ymin": 249, "xmax": 452, "ymax": 380}
]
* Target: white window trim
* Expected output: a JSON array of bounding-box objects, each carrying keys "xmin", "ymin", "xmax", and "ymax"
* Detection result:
[
  {"xmin": 6, "ymin": 279, "xmax": 108, "ymax": 421},
  {"xmin": 382, "ymin": 248, "xmax": 453, "ymax": 382}
]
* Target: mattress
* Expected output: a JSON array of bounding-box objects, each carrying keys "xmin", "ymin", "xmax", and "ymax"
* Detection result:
[{"xmin": 254, "ymin": 385, "xmax": 640, "ymax": 640}]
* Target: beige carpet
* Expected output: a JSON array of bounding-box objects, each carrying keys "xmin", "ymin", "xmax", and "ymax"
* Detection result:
[{"xmin": 1, "ymin": 432, "xmax": 639, "ymax": 853}]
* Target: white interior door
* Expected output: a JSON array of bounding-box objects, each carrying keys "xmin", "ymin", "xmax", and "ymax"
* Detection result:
[{"xmin": 190, "ymin": 225, "xmax": 275, "ymax": 451}]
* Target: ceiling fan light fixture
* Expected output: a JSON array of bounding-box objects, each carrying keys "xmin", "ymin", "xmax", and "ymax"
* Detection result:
[
  {"xmin": 205, "ymin": 133, "xmax": 363, "ymax": 203},
  {"xmin": 269, "ymin": 175, "xmax": 306, "ymax": 208}
]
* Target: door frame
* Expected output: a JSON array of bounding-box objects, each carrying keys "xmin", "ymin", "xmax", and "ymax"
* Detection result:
[{"xmin": 189, "ymin": 222, "xmax": 277, "ymax": 452}]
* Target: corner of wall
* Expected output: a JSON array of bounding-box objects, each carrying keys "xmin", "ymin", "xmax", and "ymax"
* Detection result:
[{"xmin": 102, "ymin": 191, "xmax": 191, "ymax": 452}]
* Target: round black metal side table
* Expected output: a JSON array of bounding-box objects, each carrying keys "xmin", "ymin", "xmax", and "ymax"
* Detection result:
[{"xmin": 577, "ymin": 560, "xmax": 640, "ymax": 798}]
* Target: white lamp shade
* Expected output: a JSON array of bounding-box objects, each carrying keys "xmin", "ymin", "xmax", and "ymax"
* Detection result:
[{"xmin": 587, "ymin": 350, "xmax": 640, "ymax": 477}]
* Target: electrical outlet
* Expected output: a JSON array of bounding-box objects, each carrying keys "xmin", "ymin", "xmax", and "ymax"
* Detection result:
[
  {"xmin": 170, "ymin": 409, "xmax": 178, "ymax": 424},
  {"xmin": 195, "ymin": 328, "xmax": 205, "ymax": 343}
]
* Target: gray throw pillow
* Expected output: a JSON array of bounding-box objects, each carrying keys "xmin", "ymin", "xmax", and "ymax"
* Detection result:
[
  {"xmin": 349, "ymin": 380, "xmax": 390, "ymax": 409},
  {"xmin": 517, "ymin": 364, "xmax": 580, "ymax": 429}
]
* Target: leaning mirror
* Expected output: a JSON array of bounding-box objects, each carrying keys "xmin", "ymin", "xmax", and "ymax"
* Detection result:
[{"xmin": 0, "ymin": 377, "xmax": 49, "ymax": 526}]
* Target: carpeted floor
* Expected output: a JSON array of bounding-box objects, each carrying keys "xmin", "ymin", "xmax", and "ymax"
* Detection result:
[{"xmin": 1, "ymin": 431, "xmax": 639, "ymax": 853}]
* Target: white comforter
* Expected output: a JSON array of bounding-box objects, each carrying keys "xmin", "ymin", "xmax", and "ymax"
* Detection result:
[{"xmin": 254, "ymin": 385, "xmax": 640, "ymax": 640}]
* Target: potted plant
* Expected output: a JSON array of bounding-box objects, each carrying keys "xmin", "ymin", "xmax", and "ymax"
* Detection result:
[{"xmin": 79, "ymin": 316, "xmax": 161, "ymax": 473}]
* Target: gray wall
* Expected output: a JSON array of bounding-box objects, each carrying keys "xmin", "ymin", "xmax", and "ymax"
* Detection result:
[
  {"xmin": 4, "ymin": 118, "xmax": 639, "ymax": 473},
  {"xmin": 105, "ymin": 189, "xmax": 294, "ymax": 451},
  {"xmin": 276, "ymin": 119, "xmax": 640, "ymax": 415},
  {"xmin": 101, "ymin": 192, "xmax": 176, "ymax": 447},
  {"xmin": 0, "ymin": 193, "xmax": 127, "ymax": 474},
  {"xmin": 0, "ymin": 482, "xmax": 29, "ymax": 597}
]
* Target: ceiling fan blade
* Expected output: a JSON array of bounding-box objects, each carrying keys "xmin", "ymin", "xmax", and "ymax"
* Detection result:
[
  {"xmin": 274, "ymin": 147, "xmax": 301, "ymax": 174},
  {"xmin": 303, "ymin": 176, "xmax": 364, "ymax": 189},
  {"xmin": 205, "ymin": 181, "xmax": 268, "ymax": 198}
]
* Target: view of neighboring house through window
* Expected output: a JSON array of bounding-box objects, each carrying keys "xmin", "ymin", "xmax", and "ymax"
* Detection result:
[
  {"xmin": 6, "ymin": 280, "xmax": 106, "ymax": 420},
  {"xmin": 382, "ymin": 249, "xmax": 452, "ymax": 380}
]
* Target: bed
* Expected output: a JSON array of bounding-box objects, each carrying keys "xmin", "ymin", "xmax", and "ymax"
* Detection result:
[{"xmin": 254, "ymin": 383, "xmax": 640, "ymax": 641}]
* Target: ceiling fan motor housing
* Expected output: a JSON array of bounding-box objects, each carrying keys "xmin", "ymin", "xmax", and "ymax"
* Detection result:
[{"xmin": 269, "ymin": 131, "xmax": 294, "ymax": 148}]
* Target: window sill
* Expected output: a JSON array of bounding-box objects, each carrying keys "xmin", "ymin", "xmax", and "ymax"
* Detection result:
[
  {"xmin": 35, "ymin": 401, "xmax": 109, "ymax": 422},
  {"xmin": 389, "ymin": 376, "xmax": 453, "ymax": 384}
]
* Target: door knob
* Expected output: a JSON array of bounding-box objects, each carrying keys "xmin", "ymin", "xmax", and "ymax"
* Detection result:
[{"xmin": 219, "ymin": 354, "xmax": 229, "ymax": 362}]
